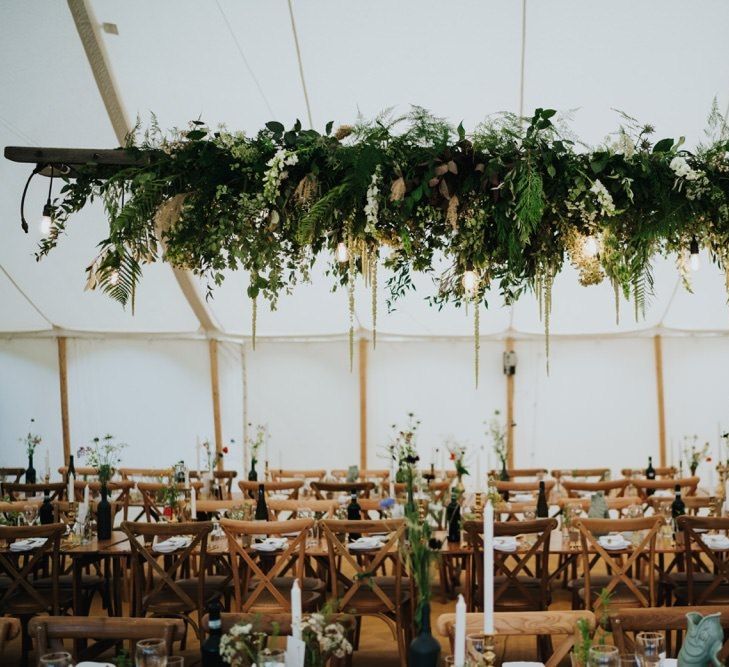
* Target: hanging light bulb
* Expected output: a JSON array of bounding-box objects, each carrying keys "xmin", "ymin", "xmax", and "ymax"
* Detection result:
[
  {"xmin": 462, "ymin": 269, "xmax": 479, "ymax": 296},
  {"xmin": 39, "ymin": 203, "xmax": 53, "ymax": 236},
  {"xmin": 689, "ymin": 237, "xmax": 700, "ymax": 271},
  {"xmin": 583, "ymin": 234, "xmax": 599, "ymax": 258},
  {"xmin": 335, "ymin": 241, "xmax": 349, "ymax": 264},
  {"xmin": 109, "ymin": 269, "xmax": 120, "ymax": 286}
]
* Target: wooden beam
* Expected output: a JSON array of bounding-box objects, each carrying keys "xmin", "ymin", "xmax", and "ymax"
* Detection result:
[
  {"xmin": 209, "ymin": 339, "xmax": 223, "ymax": 470},
  {"xmin": 4, "ymin": 146, "xmax": 152, "ymax": 168},
  {"xmin": 653, "ymin": 334, "xmax": 667, "ymax": 467},
  {"xmin": 359, "ymin": 337, "xmax": 368, "ymax": 471},
  {"xmin": 506, "ymin": 337, "xmax": 515, "ymax": 469},
  {"xmin": 56, "ymin": 337, "xmax": 71, "ymax": 464}
]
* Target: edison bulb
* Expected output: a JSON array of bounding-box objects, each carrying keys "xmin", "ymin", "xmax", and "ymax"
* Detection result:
[
  {"xmin": 583, "ymin": 235, "xmax": 599, "ymax": 258},
  {"xmin": 335, "ymin": 242, "xmax": 349, "ymax": 263},
  {"xmin": 690, "ymin": 252, "xmax": 700, "ymax": 272},
  {"xmin": 462, "ymin": 270, "xmax": 479, "ymax": 296},
  {"xmin": 39, "ymin": 214, "xmax": 52, "ymax": 236},
  {"xmin": 109, "ymin": 270, "xmax": 120, "ymax": 286}
]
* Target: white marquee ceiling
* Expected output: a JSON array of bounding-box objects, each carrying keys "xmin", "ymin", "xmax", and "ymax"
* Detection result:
[{"xmin": 1, "ymin": 0, "xmax": 729, "ymax": 339}]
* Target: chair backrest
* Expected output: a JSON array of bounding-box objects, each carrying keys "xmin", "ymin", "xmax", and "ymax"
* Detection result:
[
  {"xmin": 3, "ymin": 482, "xmax": 66, "ymax": 502},
  {"xmin": 269, "ymin": 469, "xmax": 327, "ymax": 483},
  {"xmin": 389, "ymin": 479, "xmax": 451, "ymax": 503},
  {"xmin": 136, "ymin": 481, "xmax": 195, "ymax": 522},
  {"xmin": 677, "ymin": 515, "xmax": 729, "ymax": 605},
  {"xmin": 0, "ymin": 617, "xmax": 19, "ymax": 654},
  {"xmin": 489, "ymin": 468, "xmax": 548, "ymax": 480},
  {"xmin": 575, "ymin": 516, "xmax": 662, "ymax": 611},
  {"xmin": 557, "ymin": 497, "xmax": 639, "ymax": 517},
  {"xmin": 311, "ymin": 481, "xmax": 375, "ymax": 499},
  {"xmin": 320, "ymin": 518, "xmax": 406, "ymax": 614},
  {"xmin": 190, "ymin": 469, "xmax": 238, "ymax": 499},
  {"xmin": 330, "ymin": 469, "xmax": 390, "ymax": 481},
  {"xmin": 493, "ymin": 480, "xmax": 555, "ymax": 495},
  {"xmin": 609, "ymin": 605, "xmax": 729, "ymax": 660},
  {"xmin": 29, "ymin": 615, "xmax": 185, "ymax": 660},
  {"xmin": 551, "ymin": 468, "xmax": 611, "ymax": 481},
  {"xmin": 563, "ymin": 479, "xmax": 628, "ymax": 498},
  {"xmin": 238, "ymin": 480, "xmax": 304, "ymax": 500},
  {"xmin": 463, "ymin": 518, "xmax": 557, "ymax": 611},
  {"xmin": 59, "ymin": 466, "xmax": 100, "ymax": 481},
  {"xmin": 647, "ymin": 495, "xmax": 715, "ymax": 516},
  {"xmin": 119, "ymin": 467, "xmax": 172, "ymax": 482},
  {"xmin": 220, "ymin": 517, "xmax": 313, "ymax": 612},
  {"xmin": 121, "ymin": 520, "xmax": 213, "ymax": 617},
  {"xmin": 621, "ymin": 467, "xmax": 677, "ymax": 479},
  {"xmin": 0, "ymin": 468, "xmax": 25, "ymax": 483},
  {"xmin": 0, "ymin": 523, "xmax": 66, "ymax": 615},
  {"xmin": 436, "ymin": 610, "xmax": 596, "ymax": 667},
  {"xmin": 268, "ymin": 499, "xmax": 338, "ymax": 519},
  {"xmin": 632, "ymin": 476, "xmax": 699, "ymax": 500}
]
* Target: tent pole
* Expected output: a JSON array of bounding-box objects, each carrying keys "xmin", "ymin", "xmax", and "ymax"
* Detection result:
[
  {"xmin": 56, "ymin": 337, "xmax": 71, "ymax": 464},
  {"xmin": 506, "ymin": 337, "xmax": 515, "ymax": 469},
  {"xmin": 209, "ymin": 339, "xmax": 223, "ymax": 470},
  {"xmin": 359, "ymin": 337, "xmax": 368, "ymax": 471},
  {"xmin": 653, "ymin": 334, "xmax": 667, "ymax": 467}
]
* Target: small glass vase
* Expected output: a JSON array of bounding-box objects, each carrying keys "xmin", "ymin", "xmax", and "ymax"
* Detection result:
[
  {"xmin": 248, "ymin": 459, "xmax": 258, "ymax": 482},
  {"xmin": 25, "ymin": 453, "xmax": 36, "ymax": 485},
  {"xmin": 408, "ymin": 602, "xmax": 441, "ymax": 667}
]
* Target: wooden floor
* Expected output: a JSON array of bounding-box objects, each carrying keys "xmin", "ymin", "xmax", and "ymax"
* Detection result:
[{"xmin": 2, "ymin": 586, "xmax": 568, "ymax": 666}]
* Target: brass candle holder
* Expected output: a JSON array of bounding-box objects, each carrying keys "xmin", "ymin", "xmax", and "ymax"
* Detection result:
[
  {"xmin": 473, "ymin": 492, "xmax": 484, "ymax": 514},
  {"xmin": 481, "ymin": 634, "xmax": 496, "ymax": 667},
  {"xmin": 467, "ymin": 633, "xmax": 496, "ymax": 667},
  {"xmin": 66, "ymin": 501, "xmax": 78, "ymax": 543}
]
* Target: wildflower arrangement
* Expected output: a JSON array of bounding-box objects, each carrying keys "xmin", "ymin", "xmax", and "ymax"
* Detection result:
[
  {"xmin": 682, "ymin": 435, "xmax": 710, "ymax": 474},
  {"xmin": 20, "ymin": 418, "xmax": 41, "ymax": 458},
  {"xmin": 486, "ymin": 409, "xmax": 509, "ymax": 468},
  {"xmin": 246, "ymin": 423, "xmax": 268, "ymax": 469},
  {"xmin": 77, "ymin": 434, "xmax": 127, "ymax": 484}
]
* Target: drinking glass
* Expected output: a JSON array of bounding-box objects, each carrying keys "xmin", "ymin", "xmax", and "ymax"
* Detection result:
[
  {"xmin": 165, "ymin": 658, "xmax": 184, "ymax": 667},
  {"xmin": 588, "ymin": 644, "xmax": 619, "ymax": 666},
  {"xmin": 257, "ymin": 648, "xmax": 286, "ymax": 666},
  {"xmin": 22, "ymin": 503, "xmax": 37, "ymax": 526},
  {"xmin": 136, "ymin": 638, "xmax": 167, "ymax": 666},
  {"xmin": 466, "ymin": 633, "xmax": 487, "ymax": 661},
  {"xmin": 39, "ymin": 653, "xmax": 73, "ymax": 667},
  {"xmin": 636, "ymin": 631, "xmax": 664, "ymax": 667},
  {"xmin": 619, "ymin": 654, "xmax": 638, "ymax": 666}
]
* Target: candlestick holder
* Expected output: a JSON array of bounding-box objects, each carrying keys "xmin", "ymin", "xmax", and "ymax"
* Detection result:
[
  {"xmin": 66, "ymin": 501, "xmax": 78, "ymax": 543},
  {"xmin": 473, "ymin": 492, "xmax": 484, "ymax": 514},
  {"xmin": 417, "ymin": 498, "xmax": 427, "ymax": 521},
  {"xmin": 466, "ymin": 633, "xmax": 496, "ymax": 667}
]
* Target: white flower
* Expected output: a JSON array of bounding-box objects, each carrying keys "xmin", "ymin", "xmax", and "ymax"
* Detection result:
[
  {"xmin": 589, "ymin": 179, "xmax": 616, "ymax": 217},
  {"xmin": 263, "ymin": 149, "xmax": 298, "ymax": 203},
  {"xmin": 612, "ymin": 130, "xmax": 635, "ymax": 158},
  {"xmin": 364, "ymin": 166, "xmax": 382, "ymax": 234}
]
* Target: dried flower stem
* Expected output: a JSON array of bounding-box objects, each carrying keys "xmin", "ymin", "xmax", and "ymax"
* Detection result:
[
  {"xmin": 251, "ymin": 295, "xmax": 257, "ymax": 351},
  {"xmin": 371, "ymin": 251, "xmax": 378, "ymax": 349}
]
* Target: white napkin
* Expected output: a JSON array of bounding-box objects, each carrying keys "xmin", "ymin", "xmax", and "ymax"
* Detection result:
[
  {"xmin": 348, "ymin": 536, "xmax": 384, "ymax": 550},
  {"xmin": 10, "ymin": 537, "xmax": 46, "ymax": 552},
  {"xmin": 76, "ymin": 662, "xmax": 115, "ymax": 667},
  {"xmin": 503, "ymin": 663, "xmax": 545, "ymax": 667},
  {"xmin": 702, "ymin": 534, "xmax": 729, "ymax": 550},
  {"xmin": 252, "ymin": 537, "xmax": 288, "ymax": 552},
  {"xmin": 153, "ymin": 536, "xmax": 192, "ymax": 553},
  {"xmin": 493, "ymin": 536, "xmax": 518, "ymax": 552},
  {"xmin": 598, "ymin": 535, "xmax": 631, "ymax": 550}
]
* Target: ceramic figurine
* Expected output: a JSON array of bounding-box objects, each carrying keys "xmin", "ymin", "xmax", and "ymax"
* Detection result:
[{"xmin": 678, "ymin": 611, "xmax": 723, "ymax": 667}]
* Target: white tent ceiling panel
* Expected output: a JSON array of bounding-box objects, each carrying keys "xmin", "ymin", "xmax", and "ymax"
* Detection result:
[
  {"xmin": 0, "ymin": 268, "xmax": 50, "ymax": 332},
  {"xmin": 523, "ymin": 0, "xmax": 729, "ymax": 149}
]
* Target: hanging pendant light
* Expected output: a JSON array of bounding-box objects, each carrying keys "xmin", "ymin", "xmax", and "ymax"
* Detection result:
[
  {"xmin": 38, "ymin": 168, "xmax": 55, "ymax": 236},
  {"xmin": 462, "ymin": 269, "xmax": 479, "ymax": 297},
  {"xmin": 335, "ymin": 241, "xmax": 349, "ymax": 263},
  {"xmin": 109, "ymin": 269, "xmax": 120, "ymax": 286},
  {"xmin": 583, "ymin": 234, "xmax": 599, "ymax": 258}
]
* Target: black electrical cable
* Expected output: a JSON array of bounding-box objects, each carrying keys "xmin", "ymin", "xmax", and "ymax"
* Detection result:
[{"xmin": 19, "ymin": 164, "xmax": 44, "ymax": 233}]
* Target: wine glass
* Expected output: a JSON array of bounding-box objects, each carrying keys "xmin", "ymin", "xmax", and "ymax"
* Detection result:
[
  {"xmin": 619, "ymin": 654, "xmax": 638, "ymax": 666},
  {"xmin": 39, "ymin": 653, "xmax": 73, "ymax": 667},
  {"xmin": 636, "ymin": 631, "xmax": 664, "ymax": 667},
  {"xmin": 136, "ymin": 638, "xmax": 167, "ymax": 666},
  {"xmin": 22, "ymin": 503, "xmax": 38, "ymax": 526},
  {"xmin": 588, "ymin": 644, "xmax": 619, "ymax": 666},
  {"xmin": 298, "ymin": 508, "xmax": 318, "ymax": 546},
  {"xmin": 165, "ymin": 658, "xmax": 184, "ymax": 667}
]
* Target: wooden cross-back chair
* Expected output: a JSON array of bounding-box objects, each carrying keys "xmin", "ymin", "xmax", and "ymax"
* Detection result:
[
  {"xmin": 0, "ymin": 467, "xmax": 25, "ymax": 482},
  {"xmin": 311, "ymin": 481, "xmax": 375, "ymax": 499},
  {"xmin": 136, "ymin": 482, "xmax": 198, "ymax": 522},
  {"xmin": 238, "ymin": 479, "xmax": 304, "ymax": 501},
  {"xmin": 609, "ymin": 605, "xmax": 729, "ymax": 661},
  {"xmin": 463, "ymin": 518, "xmax": 557, "ymax": 613},
  {"xmin": 674, "ymin": 515, "xmax": 729, "ymax": 605},
  {"xmin": 0, "ymin": 523, "xmax": 69, "ymax": 663},
  {"xmin": 269, "ymin": 469, "xmax": 327, "ymax": 483},
  {"xmin": 388, "ymin": 480, "xmax": 451, "ymax": 504},
  {"xmin": 557, "ymin": 497, "xmax": 639, "ymax": 517},
  {"xmin": 563, "ymin": 479, "xmax": 628, "ymax": 499},
  {"xmin": 489, "ymin": 468, "xmax": 548, "ymax": 480},
  {"xmin": 621, "ymin": 466, "xmax": 678, "ymax": 479},
  {"xmin": 220, "ymin": 517, "xmax": 322, "ymax": 613},
  {"xmin": 70, "ymin": 479, "xmax": 133, "ymax": 521},
  {"xmin": 30, "ymin": 615, "xmax": 186, "ymax": 663},
  {"xmin": 190, "ymin": 469, "xmax": 238, "ymax": 499},
  {"xmin": 574, "ymin": 516, "xmax": 662, "ymax": 612},
  {"xmin": 436, "ymin": 610, "xmax": 597, "ymax": 667},
  {"xmin": 552, "ymin": 468, "xmax": 611, "ymax": 481},
  {"xmin": 122, "ymin": 520, "xmax": 215, "ymax": 641},
  {"xmin": 492, "ymin": 480, "xmax": 555, "ymax": 497},
  {"xmin": 268, "ymin": 498, "xmax": 338, "ymax": 520},
  {"xmin": 3, "ymin": 482, "xmax": 66, "ymax": 502},
  {"xmin": 647, "ymin": 494, "xmax": 716, "ymax": 517},
  {"xmin": 119, "ymin": 467, "xmax": 172, "ymax": 482},
  {"xmin": 632, "ymin": 476, "xmax": 699, "ymax": 501},
  {"xmin": 320, "ymin": 518, "xmax": 411, "ymax": 667},
  {"xmin": 331, "ymin": 469, "xmax": 389, "ymax": 482}
]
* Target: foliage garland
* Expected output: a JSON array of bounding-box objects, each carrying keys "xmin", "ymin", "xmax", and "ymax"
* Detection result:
[{"xmin": 36, "ymin": 105, "xmax": 729, "ymax": 368}]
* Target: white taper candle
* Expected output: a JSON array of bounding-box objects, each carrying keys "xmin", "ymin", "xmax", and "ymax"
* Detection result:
[
  {"xmin": 291, "ymin": 579, "xmax": 302, "ymax": 639},
  {"xmin": 484, "ymin": 499, "xmax": 494, "ymax": 634},
  {"xmin": 454, "ymin": 593, "xmax": 466, "ymax": 666}
]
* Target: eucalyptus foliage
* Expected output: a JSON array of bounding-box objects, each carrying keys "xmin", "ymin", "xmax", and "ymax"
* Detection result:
[{"xmin": 38, "ymin": 106, "xmax": 729, "ymax": 327}]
